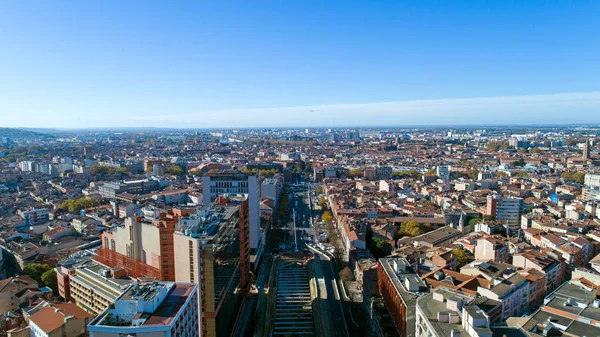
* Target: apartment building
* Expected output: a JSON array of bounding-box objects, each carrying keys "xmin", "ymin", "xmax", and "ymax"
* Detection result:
[
  {"xmin": 260, "ymin": 176, "xmax": 283, "ymax": 204},
  {"xmin": 486, "ymin": 195, "xmax": 523, "ymax": 232},
  {"xmin": 462, "ymin": 261, "xmax": 530, "ymax": 320},
  {"xmin": 97, "ymin": 209, "xmax": 192, "ymax": 281},
  {"xmin": 174, "ymin": 200, "xmax": 250, "ymax": 337},
  {"xmin": 415, "ymin": 288, "xmax": 493, "ymax": 337},
  {"xmin": 0, "ymin": 276, "xmax": 39, "ymax": 314},
  {"xmin": 512, "ymin": 250, "xmax": 565, "ymax": 296},
  {"xmin": 378, "ymin": 257, "xmax": 429, "ymax": 337},
  {"xmin": 201, "ymin": 171, "xmax": 261, "ymax": 263},
  {"xmin": 56, "ymin": 257, "xmax": 135, "ymax": 315},
  {"xmin": 18, "ymin": 208, "xmax": 49, "ymax": 225},
  {"xmin": 474, "ymin": 236, "xmax": 509, "ymax": 263},
  {"xmin": 584, "ymin": 173, "xmax": 600, "ymax": 201},
  {"xmin": 87, "ymin": 282, "xmax": 199, "ymax": 337},
  {"xmin": 29, "ymin": 303, "xmax": 93, "ymax": 337}
]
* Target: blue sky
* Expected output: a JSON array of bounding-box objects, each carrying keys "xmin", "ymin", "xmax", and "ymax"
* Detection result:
[{"xmin": 0, "ymin": 1, "xmax": 598, "ymax": 128}]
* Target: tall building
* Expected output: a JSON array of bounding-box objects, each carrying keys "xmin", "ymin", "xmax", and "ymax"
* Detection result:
[
  {"xmin": 583, "ymin": 139, "xmax": 590, "ymax": 160},
  {"xmin": 174, "ymin": 199, "xmax": 250, "ymax": 337},
  {"xmin": 376, "ymin": 166, "xmax": 393, "ymax": 180},
  {"xmin": 486, "ymin": 195, "xmax": 523, "ymax": 232},
  {"xmin": 584, "ymin": 173, "xmax": 600, "ymax": 201},
  {"xmin": 96, "ymin": 209, "xmax": 193, "ymax": 281},
  {"xmin": 201, "ymin": 171, "xmax": 261, "ymax": 263},
  {"xmin": 364, "ymin": 167, "xmax": 377, "ymax": 181},
  {"xmin": 87, "ymin": 282, "xmax": 199, "ymax": 337},
  {"xmin": 436, "ymin": 165, "xmax": 450, "ymax": 182}
]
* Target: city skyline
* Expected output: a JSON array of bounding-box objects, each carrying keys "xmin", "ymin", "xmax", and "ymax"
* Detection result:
[{"xmin": 4, "ymin": 91, "xmax": 600, "ymax": 129}]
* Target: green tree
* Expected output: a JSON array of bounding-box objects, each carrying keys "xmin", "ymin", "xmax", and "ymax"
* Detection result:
[
  {"xmin": 347, "ymin": 168, "xmax": 364, "ymax": 178},
  {"xmin": 400, "ymin": 220, "xmax": 433, "ymax": 237},
  {"xmin": 572, "ymin": 172, "xmax": 586, "ymax": 184},
  {"xmin": 322, "ymin": 210, "xmax": 333, "ymax": 225},
  {"xmin": 41, "ymin": 269, "xmax": 58, "ymax": 293},
  {"xmin": 426, "ymin": 168, "xmax": 437, "ymax": 176},
  {"xmin": 319, "ymin": 196, "xmax": 328, "ymax": 211},
  {"xmin": 468, "ymin": 217, "xmax": 481, "ymax": 232},
  {"xmin": 368, "ymin": 237, "xmax": 389, "ymax": 258},
  {"xmin": 59, "ymin": 197, "xmax": 98, "ymax": 214},
  {"xmin": 467, "ymin": 169, "xmax": 479, "ymax": 180},
  {"xmin": 450, "ymin": 248, "xmax": 472, "ymax": 268},
  {"xmin": 188, "ymin": 169, "xmax": 202, "ymax": 176},
  {"xmin": 91, "ymin": 165, "xmax": 128, "ymax": 176},
  {"xmin": 166, "ymin": 165, "xmax": 184, "ymax": 176},
  {"xmin": 561, "ymin": 172, "xmax": 573, "ymax": 181},
  {"xmin": 511, "ymin": 159, "xmax": 526, "ymax": 167},
  {"xmin": 22, "ymin": 263, "xmax": 51, "ymax": 284},
  {"xmin": 315, "ymin": 186, "xmax": 324, "ymax": 194}
]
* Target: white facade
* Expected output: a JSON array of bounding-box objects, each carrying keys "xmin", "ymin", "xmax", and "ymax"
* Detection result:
[{"xmin": 87, "ymin": 282, "xmax": 199, "ymax": 337}]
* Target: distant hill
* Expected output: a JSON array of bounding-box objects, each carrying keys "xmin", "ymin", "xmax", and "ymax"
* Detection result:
[{"xmin": 0, "ymin": 127, "xmax": 55, "ymax": 140}]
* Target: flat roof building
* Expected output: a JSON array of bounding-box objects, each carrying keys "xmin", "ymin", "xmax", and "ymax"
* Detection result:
[
  {"xmin": 87, "ymin": 282, "xmax": 198, "ymax": 337},
  {"xmin": 378, "ymin": 257, "xmax": 429, "ymax": 337}
]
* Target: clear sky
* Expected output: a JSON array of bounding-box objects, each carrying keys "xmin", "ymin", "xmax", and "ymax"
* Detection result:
[{"xmin": 0, "ymin": 1, "xmax": 599, "ymax": 128}]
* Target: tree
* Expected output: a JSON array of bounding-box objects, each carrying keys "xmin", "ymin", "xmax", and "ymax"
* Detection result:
[
  {"xmin": 468, "ymin": 217, "xmax": 481, "ymax": 232},
  {"xmin": 315, "ymin": 186, "xmax": 324, "ymax": 194},
  {"xmin": 572, "ymin": 172, "xmax": 586, "ymax": 184},
  {"xmin": 467, "ymin": 169, "xmax": 479, "ymax": 180},
  {"xmin": 22, "ymin": 263, "xmax": 51, "ymax": 284},
  {"xmin": 41, "ymin": 269, "xmax": 58, "ymax": 293},
  {"xmin": 347, "ymin": 168, "xmax": 364, "ymax": 178},
  {"xmin": 368, "ymin": 237, "xmax": 389, "ymax": 258},
  {"xmin": 322, "ymin": 210, "xmax": 333, "ymax": 225},
  {"xmin": 400, "ymin": 220, "xmax": 432, "ymax": 237},
  {"xmin": 561, "ymin": 172, "xmax": 573, "ymax": 181},
  {"xmin": 166, "ymin": 165, "xmax": 184, "ymax": 176},
  {"xmin": 59, "ymin": 197, "xmax": 98, "ymax": 214},
  {"xmin": 450, "ymin": 248, "xmax": 472, "ymax": 268},
  {"xmin": 319, "ymin": 196, "xmax": 328, "ymax": 211},
  {"xmin": 426, "ymin": 168, "xmax": 437, "ymax": 176},
  {"xmin": 517, "ymin": 148, "xmax": 527, "ymax": 155},
  {"xmin": 511, "ymin": 159, "xmax": 526, "ymax": 167},
  {"xmin": 188, "ymin": 169, "xmax": 202, "ymax": 176},
  {"xmin": 91, "ymin": 165, "xmax": 128, "ymax": 176},
  {"xmin": 485, "ymin": 141, "xmax": 508, "ymax": 152}
]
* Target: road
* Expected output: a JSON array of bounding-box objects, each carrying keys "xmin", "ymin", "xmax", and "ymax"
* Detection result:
[
  {"xmin": 292, "ymin": 184, "xmax": 351, "ymax": 337},
  {"xmin": 254, "ymin": 182, "xmax": 351, "ymax": 337}
]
